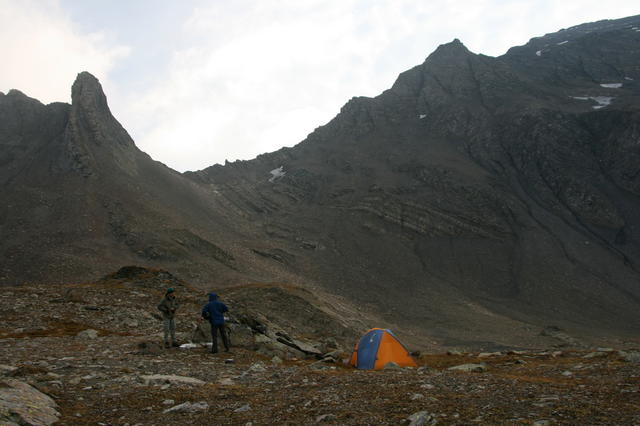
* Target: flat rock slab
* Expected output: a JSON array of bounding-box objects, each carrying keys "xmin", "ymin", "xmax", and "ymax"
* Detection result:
[
  {"xmin": 140, "ymin": 374, "xmax": 206, "ymax": 386},
  {"xmin": 448, "ymin": 363, "xmax": 487, "ymax": 373},
  {"xmin": 0, "ymin": 379, "xmax": 60, "ymax": 425},
  {"xmin": 163, "ymin": 401, "xmax": 209, "ymax": 414}
]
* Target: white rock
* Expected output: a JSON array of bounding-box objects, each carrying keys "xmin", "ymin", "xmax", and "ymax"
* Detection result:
[{"xmin": 179, "ymin": 343, "xmax": 200, "ymax": 349}]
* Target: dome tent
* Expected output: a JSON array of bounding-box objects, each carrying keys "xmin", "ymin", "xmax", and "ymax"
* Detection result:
[{"xmin": 348, "ymin": 328, "xmax": 417, "ymax": 370}]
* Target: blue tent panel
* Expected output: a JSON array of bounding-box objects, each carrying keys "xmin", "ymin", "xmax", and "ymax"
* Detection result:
[{"xmin": 356, "ymin": 329, "xmax": 384, "ymax": 369}]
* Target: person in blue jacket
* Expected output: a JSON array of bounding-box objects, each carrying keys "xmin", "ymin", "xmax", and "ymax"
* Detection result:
[{"xmin": 201, "ymin": 293, "xmax": 230, "ymax": 353}]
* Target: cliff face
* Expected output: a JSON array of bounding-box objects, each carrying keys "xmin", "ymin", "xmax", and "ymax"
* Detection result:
[{"xmin": 2, "ymin": 15, "xmax": 640, "ymax": 347}]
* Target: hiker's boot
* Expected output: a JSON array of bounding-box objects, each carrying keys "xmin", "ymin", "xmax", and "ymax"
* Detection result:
[
  {"xmin": 172, "ymin": 342, "xmax": 180, "ymax": 347},
  {"xmin": 164, "ymin": 342, "xmax": 171, "ymax": 349}
]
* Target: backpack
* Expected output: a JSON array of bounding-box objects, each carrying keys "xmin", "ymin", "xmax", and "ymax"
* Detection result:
[{"xmin": 202, "ymin": 309, "xmax": 211, "ymax": 320}]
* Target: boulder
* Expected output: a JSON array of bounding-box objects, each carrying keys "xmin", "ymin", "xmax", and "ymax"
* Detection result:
[
  {"xmin": 191, "ymin": 321, "xmax": 254, "ymax": 348},
  {"xmin": 254, "ymin": 334, "xmax": 305, "ymax": 359},
  {"xmin": 0, "ymin": 379, "xmax": 60, "ymax": 425}
]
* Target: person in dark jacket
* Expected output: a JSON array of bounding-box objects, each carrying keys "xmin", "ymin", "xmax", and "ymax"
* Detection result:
[
  {"xmin": 157, "ymin": 288, "xmax": 179, "ymax": 348},
  {"xmin": 201, "ymin": 293, "xmax": 230, "ymax": 353}
]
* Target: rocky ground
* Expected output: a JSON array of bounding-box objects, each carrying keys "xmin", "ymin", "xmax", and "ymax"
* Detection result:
[{"xmin": 1, "ymin": 268, "xmax": 639, "ymax": 425}]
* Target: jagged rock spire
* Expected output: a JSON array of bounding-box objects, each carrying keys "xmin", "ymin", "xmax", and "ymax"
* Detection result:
[{"xmin": 71, "ymin": 71, "xmax": 111, "ymax": 115}]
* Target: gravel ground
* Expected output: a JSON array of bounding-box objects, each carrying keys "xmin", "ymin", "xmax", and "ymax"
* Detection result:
[{"xmin": 1, "ymin": 278, "xmax": 639, "ymax": 425}]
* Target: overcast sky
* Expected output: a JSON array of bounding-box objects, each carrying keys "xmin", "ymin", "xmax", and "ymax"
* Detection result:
[{"xmin": 2, "ymin": 1, "xmax": 638, "ymax": 172}]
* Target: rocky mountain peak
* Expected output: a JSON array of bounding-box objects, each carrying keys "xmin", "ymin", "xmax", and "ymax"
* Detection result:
[
  {"xmin": 71, "ymin": 71, "xmax": 111, "ymax": 116},
  {"xmin": 425, "ymin": 38, "xmax": 472, "ymax": 63},
  {"xmin": 6, "ymin": 89, "xmax": 29, "ymax": 98}
]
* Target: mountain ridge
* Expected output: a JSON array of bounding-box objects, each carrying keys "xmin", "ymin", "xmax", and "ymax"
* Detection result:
[{"xmin": 2, "ymin": 15, "xmax": 640, "ymax": 348}]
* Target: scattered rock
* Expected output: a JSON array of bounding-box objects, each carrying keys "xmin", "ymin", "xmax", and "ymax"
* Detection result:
[
  {"xmin": 271, "ymin": 356, "xmax": 283, "ymax": 365},
  {"xmin": 561, "ymin": 371, "xmax": 573, "ymax": 377},
  {"xmin": 447, "ymin": 350, "xmax": 463, "ymax": 356},
  {"xmin": 162, "ymin": 399, "xmax": 175, "ymax": 405},
  {"xmin": 219, "ymin": 378, "xmax": 235, "ymax": 386},
  {"xmin": 407, "ymin": 410, "xmax": 437, "ymax": 426},
  {"xmin": 315, "ymin": 413, "xmax": 337, "ymax": 423},
  {"xmin": 0, "ymin": 365, "xmax": 18, "ymax": 376},
  {"xmin": 76, "ymin": 329, "xmax": 99, "ymax": 339},
  {"xmin": 234, "ymin": 404, "xmax": 251, "ymax": 413},
  {"xmin": 583, "ymin": 351, "xmax": 608, "ymax": 359},
  {"xmin": 0, "ymin": 379, "xmax": 60, "ymax": 425},
  {"xmin": 163, "ymin": 401, "xmax": 209, "ymax": 414},
  {"xmin": 410, "ymin": 393, "xmax": 424, "ymax": 400},
  {"xmin": 140, "ymin": 375, "xmax": 205, "ymax": 386},
  {"xmin": 448, "ymin": 363, "xmax": 487, "ymax": 373},
  {"xmin": 247, "ymin": 362, "xmax": 267, "ymax": 373},
  {"xmin": 618, "ymin": 351, "xmax": 640, "ymax": 362}
]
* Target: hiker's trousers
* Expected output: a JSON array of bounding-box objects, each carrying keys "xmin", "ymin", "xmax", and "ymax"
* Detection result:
[
  {"xmin": 211, "ymin": 323, "xmax": 230, "ymax": 352},
  {"xmin": 163, "ymin": 318, "xmax": 176, "ymax": 344}
]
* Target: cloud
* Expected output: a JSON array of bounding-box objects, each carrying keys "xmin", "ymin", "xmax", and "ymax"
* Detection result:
[{"xmin": 0, "ymin": 0, "xmax": 129, "ymax": 104}]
